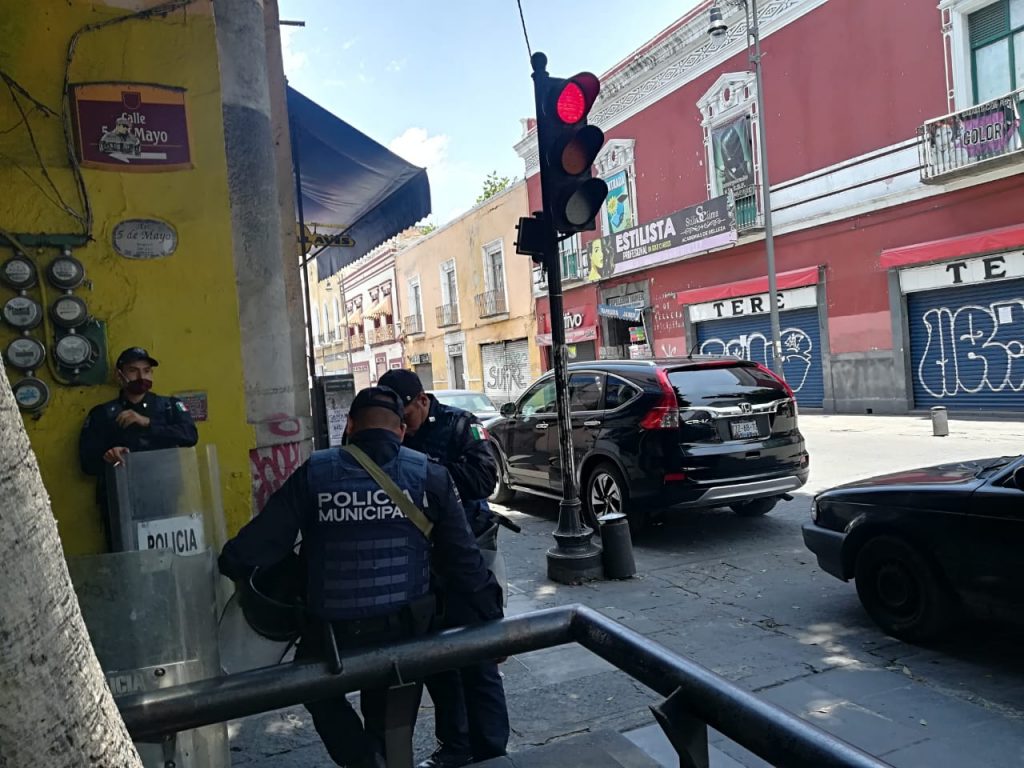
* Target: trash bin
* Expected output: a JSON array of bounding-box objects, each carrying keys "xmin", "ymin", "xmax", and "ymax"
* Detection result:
[
  {"xmin": 599, "ymin": 513, "xmax": 636, "ymax": 580},
  {"xmin": 931, "ymin": 406, "xmax": 949, "ymax": 437}
]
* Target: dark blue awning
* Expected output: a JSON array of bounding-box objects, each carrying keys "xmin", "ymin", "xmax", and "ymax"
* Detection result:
[{"xmin": 287, "ymin": 87, "xmax": 431, "ymax": 278}]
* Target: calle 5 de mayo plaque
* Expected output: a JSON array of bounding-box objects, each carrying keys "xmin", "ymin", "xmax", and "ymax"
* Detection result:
[
  {"xmin": 113, "ymin": 219, "xmax": 178, "ymax": 259},
  {"xmin": 71, "ymin": 83, "xmax": 192, "ymax": 171}
]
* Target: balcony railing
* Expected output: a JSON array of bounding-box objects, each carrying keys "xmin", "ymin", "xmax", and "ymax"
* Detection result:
[
  {"xmin": 403, "ymin": 314, "xmax": 424, "ymax": 335},
  {"xmin": 436, "ymin": 302, "xmax": 459, "ymax": 327},
  {"xmin": 733, "ymin": 188, "xmax": 762, "ymax": 232},
  {"xmin": 366, "ymin": 324, "xmax": 398, "ymax": 346},
  {"xmin": 919, "ymin": 88, "xmax": 1024, "ymax": 183},
  {"xmin": 475, "ymin": 289, "xmax": 508, "ymax": 318}
]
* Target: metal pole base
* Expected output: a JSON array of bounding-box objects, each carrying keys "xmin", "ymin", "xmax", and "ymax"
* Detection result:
[{"xmin": 547, "ymin": 500, "xmax": 603, "ymax": 584}]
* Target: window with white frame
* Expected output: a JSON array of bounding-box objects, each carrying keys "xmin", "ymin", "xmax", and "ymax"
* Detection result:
[
  {"xmin": 698, "ymin": 72, "xmax": 760, "ymax": 231},
  {"xmin": 482, "ymin": 240, "xmax": 506, "ymax": 294},
  {"xmin": 311, "ymin": 302, "xmax": 320, "ymax": 340},
  {"xmin": 323, "ymin": 303, "xmax": 332, "ymax": 338},
  {"xmin": 441, "ymin": 260, "xmax": 458, "ymax": 306},
  {"xmin": 593, "ymin": 139, "xmax": 637, "ymax": 237},
  {"xmin": 408, "ymin": 277, "xmax": 424, "ymax": 333},
  {"xmin": 558, "ymin": 234, "xmax": 584, "ymax": 281},
  {"xmin": 334, "ymin": 298, "xmax": 342, "ymax": 328},
  {"xmin": 943, "ymin": 0, "xmax": 1024, "ymax": 108}
]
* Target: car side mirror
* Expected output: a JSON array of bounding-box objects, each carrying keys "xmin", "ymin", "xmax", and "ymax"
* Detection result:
[
  {"xmin": 1013, "ymin": 466, "xmax": 1024, "ymax": 490},
  {"xmin": 500, "ymin": 402, "xmax": 516, "ymax": 418}
]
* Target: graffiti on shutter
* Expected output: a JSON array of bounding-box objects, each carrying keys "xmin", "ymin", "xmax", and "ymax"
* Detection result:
[{"xmin": 482, "ymin": 339, "xmax": 530, "ymax": 404}]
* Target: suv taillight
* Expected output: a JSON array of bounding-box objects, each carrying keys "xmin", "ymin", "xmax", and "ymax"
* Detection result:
[
  {"xmin": 640, "ymin": 368, "xmax": 680, "ymax": 430},
  {"xmin": 755, "ymin": 362, "xmax": 798, "ymax": 414}
]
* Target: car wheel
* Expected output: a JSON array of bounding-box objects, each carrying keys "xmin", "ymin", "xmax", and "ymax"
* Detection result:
[
  {"xmin": 853, "ymin": 535, "xmax": 955, "ymax": 643},
  {"xmin": 730, "ymin": 496, "xmax": 779, "ymax": 516},
  {"xmin": 585, "ymin": 462, "xmax": 644, "ymax": 534},
  {"xmin": 489, "ymin": 444, "xmax": 516, "ymax": 504}
]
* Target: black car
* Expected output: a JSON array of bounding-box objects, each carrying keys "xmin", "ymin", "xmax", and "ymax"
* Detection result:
[
  {"xmin": 802, "ymin": 456, "xmax": 1024, "ymax": 642},
  {"xmin": 486, "ymin": 358, "xmax": 809, "ymax": 531}
]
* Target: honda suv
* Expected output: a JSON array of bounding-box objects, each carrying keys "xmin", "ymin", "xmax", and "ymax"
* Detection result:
[{"xmin": 486, "ymin": 357, "xmax": 809, "ymax": 532}]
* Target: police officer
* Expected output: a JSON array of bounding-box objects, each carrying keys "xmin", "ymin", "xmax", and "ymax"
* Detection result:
[
  {"xmin": 378, "ymin": 369, "xmax": 508, "ymax": 768},
  {"xmin": 218, "ymin": 387, "xmax": 502, "ymax": 768},
  {"xmin": 78, "ymin": 347, "xmax": 198, "ymax": 549}
]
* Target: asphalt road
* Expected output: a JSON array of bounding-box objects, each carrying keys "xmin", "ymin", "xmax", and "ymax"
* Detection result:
[{"xmin": 228, "ymin": 413, "xmax": 1024, "ymax": 767}]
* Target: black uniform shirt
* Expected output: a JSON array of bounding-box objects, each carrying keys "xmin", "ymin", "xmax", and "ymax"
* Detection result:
[
  {"xmin": 218, "ymin": 429, "xmax": 502, "ymax": 621},
  {"xmin": 78, "ymin": 392, "xmax": 199, "ymax": 477}
]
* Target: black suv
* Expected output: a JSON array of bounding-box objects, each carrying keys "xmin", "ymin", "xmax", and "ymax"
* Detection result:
[{"xmin": 487, "ymin": 357, "xmax": 809, "ymax": 531}]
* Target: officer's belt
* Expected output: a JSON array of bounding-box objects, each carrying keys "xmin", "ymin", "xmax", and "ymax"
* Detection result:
[
  {"xmin": 341, "ymin": 445, "xmax": 433, "ymax": 539},
  {"xmin": 329, "ymin": 594, "xmax": 436, "ymax": 639}
]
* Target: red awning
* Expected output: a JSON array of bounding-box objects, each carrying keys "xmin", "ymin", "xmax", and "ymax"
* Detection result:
[
  {"xmin": 675, "ymin": 266, "xmax": 820, "ymax": 306},
  {"xmin": 879, "ymin": 222, "xmax": 1024, "ymax": 269}
]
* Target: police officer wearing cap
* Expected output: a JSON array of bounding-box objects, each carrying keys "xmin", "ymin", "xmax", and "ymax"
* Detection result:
[
  {"xmin": 78, "ymin": 347, "xmax": 198, "ymax": 549},
  {"xmin": 378, "ymin": 369, "xmax": 508, "ymax": 767},
  {"xmin": 218, "ymin": 386, "xmax": 503, "ymax": 768}
]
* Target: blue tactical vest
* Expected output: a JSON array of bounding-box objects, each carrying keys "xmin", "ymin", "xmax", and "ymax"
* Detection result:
[
  {"xmin": 415, "ymin": 404, "xmax": 494, "ymax": 536},
  {"xmin": 305, "ymin": 446, "xmax": 432, "ymax": 621}
]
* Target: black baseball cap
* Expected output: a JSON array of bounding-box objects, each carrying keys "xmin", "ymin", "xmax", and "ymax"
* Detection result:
[
  {"xmin": 349, "ymin": 386, "xmax": 405, "ymax": 421},
  {"xmin": 116, "ymin": 347, "xmax": 159, "ymax": 368},
  {"xmin": 377, "ymin": 369, "xmax": 424, "ymax": 405}
]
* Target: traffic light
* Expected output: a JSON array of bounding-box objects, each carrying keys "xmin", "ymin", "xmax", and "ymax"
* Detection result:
[{"xmin": 535, "ymin": 64, "xmax": 608, "ymax": 234}]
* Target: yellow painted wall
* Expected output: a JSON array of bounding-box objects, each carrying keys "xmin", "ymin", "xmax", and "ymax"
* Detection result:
[
  {"xmin": 0, "ymin": 0, "xmax": 253, "ymax": 554},
  {"xmin": 395, "ymin": 182, "xmax": 541, "ymax": 391}
]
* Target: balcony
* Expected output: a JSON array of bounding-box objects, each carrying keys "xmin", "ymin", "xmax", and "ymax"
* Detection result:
[
  {"xmin": 403, "ymin": 314, "xmax": 424, "ymax": 335},
  {"xmin": 366, "ymin": 324, "xmax": 398, "ymax": 346},
  {"xmin": 436, "ymin": 302, "xmax": 460, "ymax": 328},
  {"xmin": 919, "ymin": 88, "xmax": 1024, "ymax": 183},
  {"xmin": 350, "ymin": 331, "xmax": 365, "ymax": 349},
  {"xmin": 475, "ymin": 289, "xmax": 508, "ymax": 318},
  {"xmin": 732, "ymin": 188, "xmax": 762, "ymax": 232}
]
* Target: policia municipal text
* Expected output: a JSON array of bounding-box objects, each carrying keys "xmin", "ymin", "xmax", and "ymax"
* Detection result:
[{"xmin": 219, "ymin": 387, "xmax": 503, "ymax": 768}]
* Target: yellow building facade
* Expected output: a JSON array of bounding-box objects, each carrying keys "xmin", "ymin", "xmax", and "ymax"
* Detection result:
[
  {"xmin": 395, "ymin": 182, "xmax": 541, "ymax": 404},
  {"xmin": 0, "ymin": 0, "xmax": 253, "ymax": 553}
]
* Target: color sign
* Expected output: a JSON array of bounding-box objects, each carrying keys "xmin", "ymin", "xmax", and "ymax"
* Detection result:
[{"xmin": 71, "ymin": 83, "xmax": 192, "ymax": 171}]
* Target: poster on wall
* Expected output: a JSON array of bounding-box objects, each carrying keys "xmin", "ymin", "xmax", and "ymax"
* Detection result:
[
  {"xmin": 71, "ymin": 83, "xmax": 192, "ymax": 171},
  {"xmin": 603, "ymin": 170, "xmax": 633, "ymax": 233},
  {"xmin": 711, "ymin": 115, "xmax": 754, "ymax": 193}
]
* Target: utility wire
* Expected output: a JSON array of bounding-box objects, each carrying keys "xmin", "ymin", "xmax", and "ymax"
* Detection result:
[{"xmin": 515, "ymin": 0, "xmax": 533, "ymax": 60}]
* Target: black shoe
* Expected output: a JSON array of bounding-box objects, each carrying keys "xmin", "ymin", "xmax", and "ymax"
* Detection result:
[{"xmin": 416, "ymin": 749, "xmax": 474, "ymax": 768}]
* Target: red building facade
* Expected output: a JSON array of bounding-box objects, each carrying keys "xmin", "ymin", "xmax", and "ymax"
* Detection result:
[{"xmin": 521, "ymin": 0, "xmax": 1024, "ymax": 413}]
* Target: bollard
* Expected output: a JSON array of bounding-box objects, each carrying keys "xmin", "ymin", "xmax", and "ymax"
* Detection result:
[
  {"xmin": 599, "ymin": 513, "xmax": 637, "ymax": 580},
  {"xmin": 931, "ymin": 405, "xmax": 949, "ymax": 437}
]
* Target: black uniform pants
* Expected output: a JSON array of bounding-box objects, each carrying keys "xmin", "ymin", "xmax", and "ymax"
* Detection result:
[{"xmin": 296, "ymin": 621, "xmax": 421, "ymax": 768}]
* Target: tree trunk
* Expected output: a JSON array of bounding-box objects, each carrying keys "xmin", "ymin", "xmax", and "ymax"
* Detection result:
[{"xmin": 0, "ymin": 363, "xmax": 142, "ymax": 766}]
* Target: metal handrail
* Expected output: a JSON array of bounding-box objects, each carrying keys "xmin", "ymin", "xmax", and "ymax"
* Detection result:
[
  {"xmin": 116, "ymin": 605, "xmax": 891, "ymax": 767},
  {"xmin": 435, "ymin": 302, "xmax": 459, "ymax": 327},
  {"xmin": 474, "ymin": 289, "xmax": 508, "ymax": 317}
]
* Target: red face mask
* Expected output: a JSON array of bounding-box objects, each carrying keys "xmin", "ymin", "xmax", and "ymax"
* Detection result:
[{"xmin": 124, "ymin": 379, "xmax": 153, "ymax": 395}]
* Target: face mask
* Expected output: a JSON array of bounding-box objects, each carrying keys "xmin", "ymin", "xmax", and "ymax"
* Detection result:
[{"xmin": 124, "ymin": 378, "xmax": 152, "ymax": 395}]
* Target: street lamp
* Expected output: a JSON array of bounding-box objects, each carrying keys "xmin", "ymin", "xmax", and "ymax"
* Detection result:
[{"xmin": 708, "ymin": 0, "xmax": 785, "ymax": 378}]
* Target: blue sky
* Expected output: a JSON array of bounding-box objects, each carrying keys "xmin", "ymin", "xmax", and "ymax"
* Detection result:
[{"xmin": 279, "ymin": 0, "xmax": 700, "ymax": 225}]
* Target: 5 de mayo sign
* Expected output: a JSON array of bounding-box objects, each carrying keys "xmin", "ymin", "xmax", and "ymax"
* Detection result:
[{"xmin": 71, "ymin": 83, "xmax": 192, "ymax": 171}]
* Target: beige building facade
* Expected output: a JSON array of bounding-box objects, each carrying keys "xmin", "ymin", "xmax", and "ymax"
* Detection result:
[{"xmin": 395, "ymin": 182, "xmax": 540, "ymax": 404}]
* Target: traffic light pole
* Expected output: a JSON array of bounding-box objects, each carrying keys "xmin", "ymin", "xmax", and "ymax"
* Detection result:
[{"xmin": 532, "ymin": 53, "xmax": 603, "ymax": 584}]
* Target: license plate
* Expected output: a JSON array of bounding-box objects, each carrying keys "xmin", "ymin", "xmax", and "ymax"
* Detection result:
[
  {"xmin": 137, "ymin": 514, "xmax": 206, "ymax": 555},
  {"xmin": 730, "ymin": 419, "xmax": 760, "ymax": 439}
]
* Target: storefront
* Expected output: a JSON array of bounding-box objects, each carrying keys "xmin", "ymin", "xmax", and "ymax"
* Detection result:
[
  {"xmin": 480, "ymin": 339, "xmax": 532, "ymax": 404},
  {"xmin": 882, "ymin": 225, "xmax": 1024, "ymax": 412},
  {"xmin": 536, "ymin": 287, "xmax": 600, "ymax": 370},
  {"xmin": 679, "ymin": 266, "xmax": 827, "ymax": 407}
]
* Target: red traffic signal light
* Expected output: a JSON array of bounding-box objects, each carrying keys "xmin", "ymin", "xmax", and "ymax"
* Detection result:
[{"xmin": 535, "ymin": 69, "xmax": 607, "ymax": 234}]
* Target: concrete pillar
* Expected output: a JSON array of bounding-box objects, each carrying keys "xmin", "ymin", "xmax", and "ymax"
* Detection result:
[{"xmin": 213, "ymin": 0, "xmax": 311, "ymax": 515}]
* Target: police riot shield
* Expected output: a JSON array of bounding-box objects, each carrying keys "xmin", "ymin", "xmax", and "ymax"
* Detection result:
[
  {"xmin": 321, "ymin": 373, "xmax": 356, "ymax": 447},
  {"xmin": 69, "ymin": 445, "xmax": 231, "ymax": 767}
]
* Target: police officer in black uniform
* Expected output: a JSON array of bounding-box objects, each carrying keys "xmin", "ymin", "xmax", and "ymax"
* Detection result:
[
  {"xmin": 378, "ymin": 369, "xmax": 509, "ymax": 768},
  {"xmin": 218, "ymin": 386, "xmax": 502, "ymax": 768},
  {"xmin": 78, "ymin": 347, "xmax": 198, "ymax": 549}
]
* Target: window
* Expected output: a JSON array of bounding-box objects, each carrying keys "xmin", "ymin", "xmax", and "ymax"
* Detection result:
[
  {"xmin": 334, "ymin": 298, "xmax": 342, "ymax": 327},
  {"xmin": 441, "ymin": 260, "xmax": 458, "ymax": 306},
  {"xmin": 408, "ymin": 278, "xmax": 423, "ymax": 332},
  {"xmin": 483, "ymin": 241, "xmax": 505, "ymax": 294},
  {"xmin": 969, "ymin": 0, "xmax": 1024, "ymax": 102},
  {"xmin": 519, "ymin": 379, "xmax": 557, "ymax": 417},
  {"xmin": 558, "ymin": 234, "xmax": 584, "ymax": 281},
  {"xmin": 605, "ymin": 377, "xmax": 639, "ymax": 410},
  {"xmin": 593, "ymin": 140, "xmax": 637, "ymax": 238},
  {"xmin": 568, "ymin": 373, "xmax": 604, "ymax": 412},
  {"xmin": 311, "ymin": 303, "xmax": 320, "ymax": 337},
  {"xmin": 323, "ymin": 304, "xmax": 331, "ymax": 335}
]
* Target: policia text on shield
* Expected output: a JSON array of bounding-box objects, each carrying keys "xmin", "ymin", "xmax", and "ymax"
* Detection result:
[{"xmin": 218, "ymin": 386, "xmax": 503, "ymax": 768}]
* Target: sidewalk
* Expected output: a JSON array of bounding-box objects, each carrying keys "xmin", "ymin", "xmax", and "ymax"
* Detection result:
[{"xmin": 228, "ymin": 413, "xmax": 1024, "ymax": 767}]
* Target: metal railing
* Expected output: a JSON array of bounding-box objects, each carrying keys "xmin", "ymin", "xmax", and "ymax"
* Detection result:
[
  {"xmin": 919, "ymin": 87, "xmax": 1024, "ymax": 182},
  {"xmin": 733, "ymin": 188, "xmax": 762, "ymax": 232},
  {"xmin": 404, "ymin": 314, "xmax": 424, "ymax": 335},
  {"xmin": 117, "ymin": 605, "xmax": 892, "ymax": 768},
  {"xmin": 435, "ymin": 302, "xmax": 459, "ymax": 327},
  {"xmin": 367, "ymin": 324, "xmax": 398, "ymax": 345},
  {"xmin": 475, "ymin": 289, "xmax": 508, "ymax": 318},
  {"xmin": 349, "ymin": 331, "xmax": 365, "ymax": 349}
]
